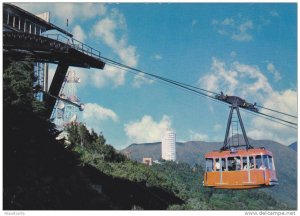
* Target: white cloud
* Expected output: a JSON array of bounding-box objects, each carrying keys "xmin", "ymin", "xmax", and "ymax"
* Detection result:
[
  {"xmin": 212, "ymin": 17, "xmax": 254, "ymax": 41},
  {"xmin": 74, "ymin": 69, "xmax": 88, "ymax": 87},
  {"xmin": 80, "ymin": 103, "xmax": 118, "ymax": 136},
  {"xmin": 82, "ymin": 103, "xmax": 118, "ymax": 122},
  {"xmin": 189, "ymin": 130, "xmax": 208, "ymax": 141},
  {"xmin": 222, "ymin": 18, "xmax": 234, "ymax": 26},
  {"xmin": 81, "ymin": 3, "xmax": 107, "ymax": 20},
  {"xmin": 52, "ymin": 3, "xmax": 76, "ymax": 23},
  {"xmin": 198, "ymin": 57, "xmax": 297, "ymax": 145},
  {"xmin": 91, "ymin": 65, "xmax": 126, "ymax": 88},
  {"xmin": 192, "ymin": 19, "xmax": 198, "ymax": 27},
  {"xmin": 232, "ymin": 61, "xmax": 273, "ymax": 99},
  {"xmin": 199, "ymin": 57, "xmax": 274, "ymax": 100},
  {"xmin": 213, "ymin": 124, "xmax": 222, "ymax": 131},
  {"xmin": 270, "ymin": 10, "xmax": 279, "ymax": 17},
  {"xmin": 132, "ymin": 73, "xmax": 154, "ymax": 88},
  {"xmin": 152, "ymin": 54, "xmax": 162, "ymax": 61},
  {"xmin": 231, "ymin": 20, "xmax": 253, "ymax": 41},
  {"xmin": 92, "ymin": 8, "xmax": 147, "ymax": 88},
  {"xmin": 230, "ymin": 51, "xmax": 237, "ymax": 58},
  {"xmin": 248, "ymin": 122, "xmax": 296, "ymax": 146},
  {"xmin": 15, "ymin": 3, "xmax": 107, "ymax": 24},
  {"xmin": 72, "ymin": 25, "xmax": 86, "ymax": 42},
  {"xmin": 198, "ymin": 57, "xmax": 239, "ymax": 95},
  {"xmin": 248, "ymin": 89, "xmax": 297, "ymax": 145},
  {"xmin": 267, "ymin": 63, "xmax": 282, "ymax": 82},
  {"xmin": 92, "ymin": 18, "xmax": 118, "ymax": 47},
  {"xmin": 92, "ymin": 12, "xmax": 138, "ymax": 67},
  {"xmin": 124, "ymin": 115, "xmax": 172, "ymax": 143}
]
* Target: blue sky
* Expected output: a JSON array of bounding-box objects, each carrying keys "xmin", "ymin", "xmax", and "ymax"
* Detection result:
[{"xmin": 15, "ymin": 3, "xmax": 297, "ymax": 149}]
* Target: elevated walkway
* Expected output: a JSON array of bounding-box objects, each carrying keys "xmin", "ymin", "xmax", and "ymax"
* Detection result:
[
  {"xmin": 3, "ymin": 31, "xmax": 106, "ymax": 117},
  {"xmin": 3, "ymin": 32, "xmax": 105, "ymax": 69}
]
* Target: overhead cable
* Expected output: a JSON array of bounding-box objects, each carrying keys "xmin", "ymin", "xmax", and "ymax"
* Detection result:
[
  {"xmin": 241, "ymin": 109, "xmax": 297, "ymax": 130},
  {"xmin": 256, "ymin": 104, "xmax": 297, "ymax": 119},
  {"xmin": 100, "ymin": 56, "xmax": 298, "ymax": 128}
]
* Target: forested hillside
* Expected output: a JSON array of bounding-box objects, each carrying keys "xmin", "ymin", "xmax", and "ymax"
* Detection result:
[
  {"xmin": 65, "ymin": 123, "xmax": 291, "ymax": 210},
  {"xmin": 3, "ymin": 59, "xmax": 182, "ymax": 210}
]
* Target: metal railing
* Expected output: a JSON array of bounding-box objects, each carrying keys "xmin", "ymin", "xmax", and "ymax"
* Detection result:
[{"xmin": 41, "ymin": 33, "xmax": 101, "ymax": 59}]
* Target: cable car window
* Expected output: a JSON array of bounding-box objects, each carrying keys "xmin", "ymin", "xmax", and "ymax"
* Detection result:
[
  {"xmin": 227, "ymin": 157, "xmax": 240, "ymax": 171},
  {"xmin": 263, "ymin": 155, "xmax": 269, "ymax": 169},
  {"xmin": 221, "ymin": 158, "xmax": 227, "ymax": 171},
  {"xmin": 227, "ymin": 157, "xmax": 234, "ymax": 171},
  {"xmin": 206, "ymin": 158, "xmax": 213, "ymax": 172},
  {"xmin": 242, "ymin": 157, "xmax": 247, "ymax": 169},
  {"xmin": 256, "ymin": 155, "xmax": 266, "ymax": 169},
  {"xmin": 249, "ymin": 156, "xmax": 254, "ymax": 169},
  {"xmin": 215, "ymin": 158, "xmax": 220, "ymax": 171},
  {"xmin": 234, "ymin": 157, "xmax": 241, "ymax": 170},
  {"xmin": 268, "ymin": 156, "xmax": 274, "ymax": 170},
  {"xmin": 243, "ymin": 156, "xmax": 254, "ymax": 170},
  {"xmin": 256, "ymin": 155, "xmax": 261, "ymax": 169}
]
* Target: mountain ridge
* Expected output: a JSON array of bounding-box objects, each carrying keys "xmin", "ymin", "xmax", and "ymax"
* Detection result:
[{"xmin": 289, "ymin": 142, "xmax": 297, "ymax": 152}]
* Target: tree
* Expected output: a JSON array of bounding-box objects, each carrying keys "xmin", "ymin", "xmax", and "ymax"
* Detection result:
[
  {"xmin": 66, "ymin": 123, "xmax": 105, "ymax": 149},
  {"xmin": 66, "ymin": 123, "xmax": 126, "ymax": 163}
]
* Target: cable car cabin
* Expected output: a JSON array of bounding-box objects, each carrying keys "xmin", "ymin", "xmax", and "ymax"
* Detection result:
[{"xmin": 203, "ymin": 148, "xmax": 278, "ymax": 189}]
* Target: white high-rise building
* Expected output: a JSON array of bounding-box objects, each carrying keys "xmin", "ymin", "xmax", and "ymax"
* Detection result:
[{"xmin": 161, "ymin": 129, "xmax": 176, "ymax": 161}]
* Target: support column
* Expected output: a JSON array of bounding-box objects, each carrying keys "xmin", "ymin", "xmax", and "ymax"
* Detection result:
[
  {"xmin": 45, "ymin": 61, "xmax": 69, "ymax": 118},
  {"xmin": 236, "ymin": 107, "xmax": 252, "ymax": 149},
  {"xmin": 221, "ymin": 106, "xmax": 253, "ymax": 151},
  {"xmin": 222, "ymin": 106, "xmax": 234, "ymax": 150}
]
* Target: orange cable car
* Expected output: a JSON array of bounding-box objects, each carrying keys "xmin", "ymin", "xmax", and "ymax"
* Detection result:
[
  {"xmin": 203, "ymin": 94, "xmax": 278, "ymax": 189},
  {"xmin": 203, "ymin": 148, "xmax": 278, "ymax": 189}
]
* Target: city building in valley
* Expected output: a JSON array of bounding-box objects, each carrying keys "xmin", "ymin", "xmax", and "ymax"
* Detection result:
[
  {"xmin": 142, "ymin": 157, "xmax": 153, "ymax": 166},
  {"xmin": 161, "ymin": 129, "xmax": 176, "ymax": 161}
]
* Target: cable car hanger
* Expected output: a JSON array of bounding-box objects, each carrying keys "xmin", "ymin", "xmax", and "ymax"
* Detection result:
[{"xmin": 214, "ymin": 92, "xmax": 255, "ymax": 151}]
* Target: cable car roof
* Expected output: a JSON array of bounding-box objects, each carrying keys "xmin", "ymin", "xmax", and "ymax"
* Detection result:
[{"xmin": 205, "ymin": 148, "xmax": 273, "ymax": 158}]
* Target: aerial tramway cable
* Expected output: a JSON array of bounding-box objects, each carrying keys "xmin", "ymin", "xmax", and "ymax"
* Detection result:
[
  {"xmin": 241, "ymin": 109, "xmax": 297, "ymax": 130},
  {"xmin": 256, "ymin": 104, "xmax": 297, "ymax": 119},
  {"xmin": 100, "ymin": 56, "xmax": 297, "ymax": 128},
  {"xmin": 105, "ymin": 61, "xmax": 225, "ymax": 106}
]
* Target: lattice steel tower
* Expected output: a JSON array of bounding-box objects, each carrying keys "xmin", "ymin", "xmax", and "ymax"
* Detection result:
[{"xmin": 53, "ymin": 70, "xmax": 81, "ymax": 129}]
